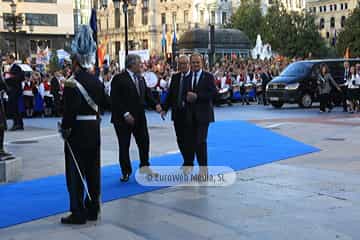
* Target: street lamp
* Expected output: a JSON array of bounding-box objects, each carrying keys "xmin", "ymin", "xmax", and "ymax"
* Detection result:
[
  {"xmin": 4, "ymin": 0, "xmax": 23, "ymax": 60},
  {"xmin": 113, "ymin": 0, "xmax": 137, "ymax": 56}
]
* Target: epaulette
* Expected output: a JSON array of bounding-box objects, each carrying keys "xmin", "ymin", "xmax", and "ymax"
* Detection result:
[{"xmin": 64, "ymin": 78, "xmax": 77, "ymax": 88}]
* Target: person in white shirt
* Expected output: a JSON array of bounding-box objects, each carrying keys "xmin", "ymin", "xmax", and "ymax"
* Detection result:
[{"xmin": 346, "ymin": 66, "xmax": 359, "ymax": 113}]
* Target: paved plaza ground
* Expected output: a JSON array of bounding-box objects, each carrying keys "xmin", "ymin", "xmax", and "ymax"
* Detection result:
[{"xmin": 0, "ymin": 103, "xmax": 359, "ymax": 240}]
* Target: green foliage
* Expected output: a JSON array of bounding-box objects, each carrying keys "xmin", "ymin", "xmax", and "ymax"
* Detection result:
[
  {"xmin": 48, "ymin": 50, "xmax": 60, "ymax": 73},
  {"xmin": 336, "ymin": 7, "xmax": 360, "ymax": 57},
  {"xmin": 230, "ymin": 0, "xmax": 330, "ymax": 58},
  {"xmin": 229, "ymin": 0, "xmax": 264, "ymax": 45}
]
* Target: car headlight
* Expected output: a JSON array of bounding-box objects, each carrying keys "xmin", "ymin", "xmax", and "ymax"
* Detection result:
[
  {"xmin": 285, "ymin": 83, "xmax": 299, "ymax": 90},
  {"xmin": 266, "ymin": 84, "xmax": 270, "ymax": 91}
]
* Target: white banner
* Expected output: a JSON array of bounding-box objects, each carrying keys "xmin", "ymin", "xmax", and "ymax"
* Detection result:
[{"xmin": 119, "ymin": 49, "xmax": 150, "ymax": 70}]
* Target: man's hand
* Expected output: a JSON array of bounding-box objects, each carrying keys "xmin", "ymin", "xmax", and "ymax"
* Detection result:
[
  {"xmin": 124, "ymin": 114, "xmax": 135, "ymax": 126},
  {"xmin": 155, "ymin": 104, "xmax": 162, "ymax": 113},
  {"xmin": 160, "ymin": 111, "xmax": 167, "ymax": 120},
  {"xmin": 186, "ymin": 92, "xmax": 198, "ymax": 103}
]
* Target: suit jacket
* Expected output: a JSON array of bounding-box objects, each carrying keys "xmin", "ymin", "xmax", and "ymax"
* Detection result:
[
  {"xmin": 185, "ymin": 70, "xmax": 217, "ymax": 124},
  {"xmin": 261, "ymin": 72, "xmax": 272, "ymax": 88},
  {"xmin": 50, "ymin": 76, "xmax": 61, "ymax": 97},
  {"xmin": 110, "ymin": 70, "xmax": 158, "ymax": 124},
  {"xmin": 163, "ymin": 72, "xmax": 190, "ymax": 121},
  {"xmin": 5, "ymin": 64, "xmax": 24, "ymax": 95}
]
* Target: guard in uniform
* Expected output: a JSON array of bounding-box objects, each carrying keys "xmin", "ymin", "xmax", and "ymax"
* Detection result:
[
  {"xmin": 0, "ymin": 59, "xmax": 14, "ymax": 161},
  {"xmin": 59, "ymin": 25, "xmax": 107, "ymax": 224}
]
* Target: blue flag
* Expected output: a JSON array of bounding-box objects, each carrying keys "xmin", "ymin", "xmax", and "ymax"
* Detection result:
[{"xmin": 90, "ymin": 8, "xmax": 97, "ymax": 44}]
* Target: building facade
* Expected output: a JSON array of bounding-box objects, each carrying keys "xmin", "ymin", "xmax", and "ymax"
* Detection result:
[
  {"xmin": 306, "ymin": 0, "xmax": 359, "ymax": 45},
  {"xmin": 0, "ymin": 0, "xmax": 74, "ymax": 60},
  {"xmin": 96, "ymin": 0, "xmax": 234, "ymax": 60}
]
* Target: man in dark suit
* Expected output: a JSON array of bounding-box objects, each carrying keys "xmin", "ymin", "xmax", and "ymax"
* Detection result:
[
  {"xmin": 4, "ymin": 54, "xmax": 24, "ymax": 131},
  {"xmin": 50, "ymin": 71, "xmax": 62, "ymax": 116},
  {"xmin": 111, "ymin": 54, "xmax": 162, "ymax": 182},
  {"xmin": 184, "ymin": 53, "xmax": 217, "ymax": 171},
  {"xmin": 161, "ymin": 55, "xmax": 191, "ymax": 166},
  {"xmin": 261, "ymin": 66, "xmax": 272, "ymax": 106}
]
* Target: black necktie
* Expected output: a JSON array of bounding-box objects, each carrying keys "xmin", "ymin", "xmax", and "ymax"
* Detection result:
[
  {"xmin": 192, "ymin": 71, "xmax": 198, "ymax": 90},
  {"xmin": 177, "ymin": 73, "xmax": 184, "ymax": 108},
  {"xmin": 134, "ymin": 74, "xmax": 140, "ymax": 95}
]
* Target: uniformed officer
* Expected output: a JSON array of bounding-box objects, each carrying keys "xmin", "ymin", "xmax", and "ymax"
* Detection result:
[
  {"xmin": 0, "ymin": 58, "xmax": 14, "ymax": 161},
  {"xmin": 59, "ymin": 25, "xmax": 107, "ymax": 225}
]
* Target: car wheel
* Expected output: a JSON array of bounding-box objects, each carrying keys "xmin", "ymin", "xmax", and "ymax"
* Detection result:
[
  {"xmin": 299, "ymin": 93, "xmax": 312, "ymax": 108},
  {"xmin": 271, "ymin": 102, "xmax": 284, "ymax": 108}
]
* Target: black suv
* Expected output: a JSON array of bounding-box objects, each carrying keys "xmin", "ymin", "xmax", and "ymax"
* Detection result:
[{"xmin": 266, "ymin": 58, "xmax": 360, "ymax": 108}]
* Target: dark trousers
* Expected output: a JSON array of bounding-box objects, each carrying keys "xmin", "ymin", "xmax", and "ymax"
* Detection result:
[
  {"xmin": 320, "ymin": 93, "xmax": 332, "ymax": 111},
  {"xmin": 173, "ymin": 117, "xmax": 188, "ymax": 166},
  {"xmin": 8, "ymin": 91, "xmax": 23, "ymax": 127},
  {"xmin": 114, "ymin": 114, "xmax": 150, "ymax": 175},
  {"xmin": 341, "ymin": 86, "xmax": 348, "ymax": 111},
  {"xmin": 65, "ymin": 143, "xmax": 100, "ymax": 216},
  {"xmin": 184, "ymin": 119, "xmax": 209, "ymax": 166}
]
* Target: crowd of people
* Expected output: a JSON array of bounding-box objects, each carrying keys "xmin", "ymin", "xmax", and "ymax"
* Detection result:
[{"xmin": 2, "ymin": 50, "xmax": 360, "ymax": 132}]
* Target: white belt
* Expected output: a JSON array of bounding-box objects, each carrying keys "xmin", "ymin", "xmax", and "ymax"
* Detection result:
[{"xmin": 76, "ymin": 115, "xmax": 97, "ymax": 121}]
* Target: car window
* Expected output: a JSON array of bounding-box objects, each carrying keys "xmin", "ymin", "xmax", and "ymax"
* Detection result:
[{"xmin": 280, "ymin": 62, "xmax": 312, "ymax": 76}]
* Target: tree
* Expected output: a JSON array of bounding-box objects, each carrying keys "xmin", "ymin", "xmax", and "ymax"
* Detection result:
[
  {"xmin": 336, "ymin": 7, "xmax": 360, "ymax": 57},
  {"xmin": 229, "ymin": 0, "xmax": 264, "ymax": 45},
  {"xmin": 48, "ymin": 50, "xmax": 60, "ymax": 73},
  {"xmin": 262, "ymin": 1, "xmax": 328, "ymax": 58}
]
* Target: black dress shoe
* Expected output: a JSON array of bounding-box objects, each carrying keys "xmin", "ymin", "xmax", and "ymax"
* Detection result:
[
  {"xmin": 87, "ymin": 212, "xmax": 99, "ymax": 221},
  {"xmin": 120, "ymin": 174, "xmax": 130, "ymax": 182},
  {"xmin": 61, "ymin": 214, "xmax": 86, "ymax": 225}
]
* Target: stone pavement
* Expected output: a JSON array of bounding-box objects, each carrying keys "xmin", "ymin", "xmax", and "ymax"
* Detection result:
[{"xmin": 0, "ymin": 104, "xmax": 359, "ymax": 240}]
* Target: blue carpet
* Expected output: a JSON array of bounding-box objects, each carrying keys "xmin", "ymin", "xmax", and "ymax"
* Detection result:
[{"xmin": 0, "ymin": 121, "xmax": 319, "ymax": 228}]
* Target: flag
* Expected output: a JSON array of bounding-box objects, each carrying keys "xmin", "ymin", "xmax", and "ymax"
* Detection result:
[
  {"xmin": 344, "ymin": 47, "xmax": 350, "ymax": 59},
  {"xmin": 161, "ymin": 24, "xmax": 166, "ymax": 54},
  {"xmin": 90, "ymin": 8, "xmax": 98, "ymax": 44},
  {"xmin": 98, "ymin": 36, "xmax": 109, "ymax": 68},
  {"xmin": 172, "ymin": 23, "xmax": 177, "ymax": 45}
]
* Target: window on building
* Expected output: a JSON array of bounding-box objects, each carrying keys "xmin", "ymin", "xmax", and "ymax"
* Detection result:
[
  {"xmin": 345, "ymin": 3, "xmax": 348, "ymax": 9},
  {"xmin": 128, "ymin": 9, "xmax": 134, "ymax": 28},
  {"xmin": 222, "ymin": 12, "xmax": 227, "ymax": 25},
  {"xmin": 115, "ymin": 8, "xmax": 121, "ymax": 28},
  {"xmin": 211, "ymin": 11, "xmax": 216, "ymax": 24},
  {"xmin": 184, "ymin": 10, "xmax": 188, "ymax": 23},
  {"xmin": 142, "ymin": 39, "xmax": 148, "ymax": 49},
  {"xmin": 330, "ymin": 17, "xmax": 335, "ymax": 28},
  {"xmin": 330, "ymin": 5, "xmax": 333, "ymax": 11},
  {"xmin": 115, "ymin": 41, "xmax": 121, "ymax": 56},
  {"xmin": 161, "ymin": 13, "xmax": 166, "ymax": 25},
  {"xmin": 200, "ymin": 10, "xmax": 204, "ymax": 24},
  {"xmin": 334, "ymin": 4, "xmax": 337, "ymax": 10},
  {"xmin": 313, "ymin": 7, "xmax": 317, "ymax": 12},
  {"xmin": 320, "ymin": 18, "xmax": 325, "ymax": 29},
  {"xmin": 320, "ymin": 6, "xmax": 322, "ymax": 12},
  {"xmin": 25, "ymin": 13, "xmax": 57, "ymax": 26},
  {"xmin": 341, "ymin": 16, "xmax": 346, "ymax": 27},
  {"xmin": 323, "ymin": 5, "xmax": 327, "ymax": 12},
  {"xmin": 142, "ymin": 0, "xmax": 149, "ymax": 8},
  {"xmin": 269, "ymin": 0, "xmax": 274, "ymax": 4},
  {"xmin": 341, "ymin": 3, "xmax": 344, "ymax": 10},
  {"xmin": 326, "ymin": 32, "xmax": 330, "ymax": 38},
  {"xmin": 142, "ymin": 8, "xmax": 148, "ymax": 25}
]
